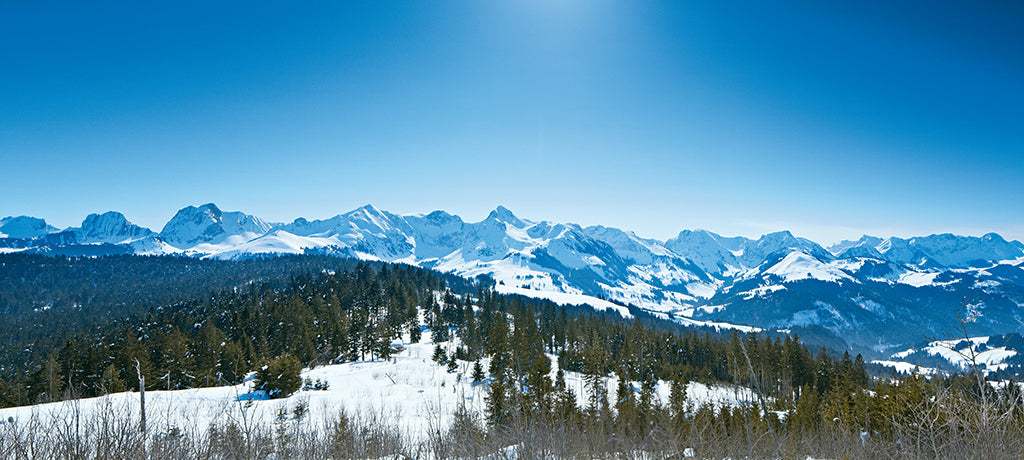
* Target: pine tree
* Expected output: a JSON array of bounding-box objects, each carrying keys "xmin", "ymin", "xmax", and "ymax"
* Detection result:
[
  {"xmin": 582, "ymin": 331, "xmax": 609, "ymax": 419},
  {"xmin": 430, "ymin": 342, "xmax": 448, "ymax": 363},
  {"xmin": 374, "ymin": 322, "xmax": 395, "ymax": 361},
  {"xmin": 100, "ymin": 364, "xmax": 126, "ymax": 394},
  {"xmin": 42, "ymin": 353, "xmax": 65, "ymax": 401},
  {"xmin": 194, "ymin": 321, "xmax": 227, "ymax": 387},
  {"xmin": 792, "ymin": 384, "xmax": 820, "ymax": 434},
  {"xmin": 472, "ymin": 361, "xmax": 485, "ymax": 383},
  {"xmin": 409, "ymin": 322, "xmax": 422, "ymax": 343},
  {"xmin": 552, "ymin": 369, "xmax": 581, "ymax": 427},
  {"xmin": 614, "ymin": 367, "xmax": 637, "ymax": 435},
  {"xmin": 815, "ymin": 347, "xmax": 834, "ymax": 396},
  {"xmin": 156, "ymin": 327, "xmax": 195, "ymax": 390},
  {"xmin": 433, "ymin": 322, "xmax": 450, "ymax": 342},
  {"xmin": 524, "ymin": 354, "xmax": 553, "ymax": 419},
  {"xmin": 669, "ymin": 377, "xmax": 688, "ymax": 430},
  {"xmin": 853, "ymin": 353, "xmax": 869, "ymax": 388},
  {"xmin": 786, "ymin": 336, "xmax": 815, "ymax": 395},
  {"xmin": 218, "ymin": 340, "xmax": 244, "ymax": 384},
  {"xmin": 486, "ymin": 372, "xmax": 509, "ymax": 427},
  {"xmin": 253, "ymin": 355, "xmax": 302, "ymax": 399}
]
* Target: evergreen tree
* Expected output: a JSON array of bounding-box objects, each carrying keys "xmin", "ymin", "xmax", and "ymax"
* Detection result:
[
  {"xmin": 409, "ymin": 322, "xmax": 422, "ymax": 343},
  {"xmin": 156, "ymin": 327, "xmax": 194, "ymax": 390},
  {"xmin": 581, "ymin": 329, "xmax": 609, "ymax": 417},
  {"xmin": 472, "ymin": 361, "xmax": 485, "ymax": 383},
  {"xmin": 614, "ymin": 368, "xmax": 637, "ymax": 434},
  {"xmin": 669, "ymin": 377, "xmax": 688, "ymax": 430},
  {"xmin": 100, "ymin": 364, "xmax": 126, "ymax": 394},
  {"xmin": 218, "ymin": 340, "xmax": 244, "ymax": 384},
  {"xmin": 194, "ymin": 321, "xmax": 227, "ymax": 387},
  {"xmin": 524, "ymin": 354, "xmax": 553, "ymax": 419},
  {"xmin": 792, "ymin": 385, "xmax": 820, "ymax": 434},
  {"xmin": 254, "ymin": 355, "xmax": 302, "ymax": 399},
  {"xmin": 486, "ymin": 372, "xmax": 509, "ymax": 427},
  {"xmin": 40, "ymin": 353, "xmax": 65, "ymax": 402},
  {"xmin": 432, "ymin": 345, "xmax": 448, "ymax": 366}
]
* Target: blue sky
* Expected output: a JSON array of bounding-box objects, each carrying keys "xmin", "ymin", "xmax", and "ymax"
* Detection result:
[{"xmin": 1, "ymin": 1, "xmax": 1021, "ymax": 243}]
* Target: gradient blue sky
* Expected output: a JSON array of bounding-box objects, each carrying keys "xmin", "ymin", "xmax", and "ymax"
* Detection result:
[{"xmin": 2, "ymin": 1, "xmax": 1022, "ymax": 243}]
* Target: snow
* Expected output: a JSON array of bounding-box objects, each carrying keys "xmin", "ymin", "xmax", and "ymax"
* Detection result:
[
  {"xmin": 830, "ymin": 257, "xmax": 868, "ymax": 272},
  {"xmin": 0, "ymin": 335, "xmax": 484, "ymax": 444},
  {"xmin": 898, "ymin": 271, "xmax": 941, "ymax": 287},
  {"xmin": 581, "ymin": 225, "xmax": 673, "ymax": 265},
  {"xmin": 891, "ymin": 348, "xmax": 917, "ymax": 359},
  {"xmin": 853, "ymin": 297, "xmax": 890, "ymax": 317},
  {"xmin": 10, "ymin": 203, "xmax": 1024, "ymax": 343},
  {"xmin": 886, "ymin": 336, "xmax": 1017, "ymax": 375},
  {"xmin": 0, "ymin": 331, "xmax": 762, "ymax": 444},
  {"xmin": 737, "ymin": 284, "xmax": 786, "ymax": 300},
  {"xmin": 494, "ymin": 285, "xmax": 633, "ymax": 318},
  {"xmin": 160, "ymin": 204, "xmax": 272, "ymax": 249},
  {"xmin": 871, "ymin": 360, "xmax": 937, "ymax": 375},
  {"xmin": 128, "ymin": 237, "xmax": 182, "ymax": 256},
  {"xmin": 628, "ymin": 262, "xmax": 717, "ymax": 296},
  {"xmin": 672, "ymin": 317, "xmax": 762, "ymax": 333},
  {"xmin": 664, "ymin": 229, "xmax": 745, "ymax": 276},
  {"xmin": 207, "ymin": 230, "xmax": 338, "ymax": 259},
  {"xmin": 922, "ymin": 338, "xmax": 1016, "ymax": 373},
  {"xmin": 785, "ymin": 301, "xmax": 852, "ymax": 331},
  {"xmin": 974, "ymin": 279, "xmax": 1000, "ymax": 289},
  {"xmin": 751, "ymin": 251, "xmax": 853, "ymax": 283}
]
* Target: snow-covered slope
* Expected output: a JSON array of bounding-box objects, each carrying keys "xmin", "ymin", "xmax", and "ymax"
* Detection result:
[
  {"xmin": 876, "ymin": 334, "xmax": 1024, "ymax": 376},
  {"xmin": 0, "ymin": 330, "xmax": 760, "ymax": 445},
  {"xmin": 755, "ymin": 251, "xmax": 854, "ymax": 283}
]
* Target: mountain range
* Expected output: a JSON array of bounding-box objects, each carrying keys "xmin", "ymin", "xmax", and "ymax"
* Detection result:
[{"xmin": 3, "ymin": 203, "xmax": 1023, "ymax": 356}]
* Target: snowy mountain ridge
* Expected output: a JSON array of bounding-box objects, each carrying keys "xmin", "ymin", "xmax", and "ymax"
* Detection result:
[
  {"xmin": 0, "ymin": 216, "xmax": 58, "ymax": 239},
  {"xmin": 3, "ymin": 203, "xmax": 1024, "ymax": 352}
]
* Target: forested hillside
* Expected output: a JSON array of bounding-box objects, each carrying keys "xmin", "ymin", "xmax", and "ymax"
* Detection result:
[{"xmin": 0, "ymin": 254, "xmax": 387, "ymax": 379}]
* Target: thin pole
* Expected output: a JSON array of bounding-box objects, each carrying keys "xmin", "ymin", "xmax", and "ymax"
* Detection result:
[{"xmin": 135, "ymin": 359, "xmax": 146, "ymax": 435}]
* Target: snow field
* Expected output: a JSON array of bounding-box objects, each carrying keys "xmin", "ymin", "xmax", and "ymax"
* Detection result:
[
  {"xmin": 0, "ymin": 330, "xmax": 761, "ymax": 444},
  {"xmin": 879, "ymin": 335, "xmax": 1017, "ymax": 375}
]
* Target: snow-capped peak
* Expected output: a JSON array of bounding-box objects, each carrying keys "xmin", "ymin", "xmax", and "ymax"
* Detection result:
[
  {"xmin": 486, "ymin": 205, "xmax": 528, "ymax": 228},
  {"xmin": 160, "ymin": 203, "xmax": 271, "ymax": 249},
  {"xmin": 0, "ymin": 216, "xmax": 58, "ymax": 239},
  {"xmin": 72, "ymin": 211, "xmax": 154, "ymax": 244},
  {"xmin": 744, "ymin": 231, "xmax": 833, "ymax": 265},
  {"xmin": 664, "ymin": 229, "xmax": 745, "ymax": 275},
  {"xmin": 755, "ymin": 250, "xmax": 854, "ymax": 283},
  {"xmin": 828, "ymin": 235, "xmax": 884, "ymax": 256}
]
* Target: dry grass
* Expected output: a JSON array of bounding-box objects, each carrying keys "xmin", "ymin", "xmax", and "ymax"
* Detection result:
[{"xmin": 2, "ymin": 386, "xmax": 1024, "ymax": 459}]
